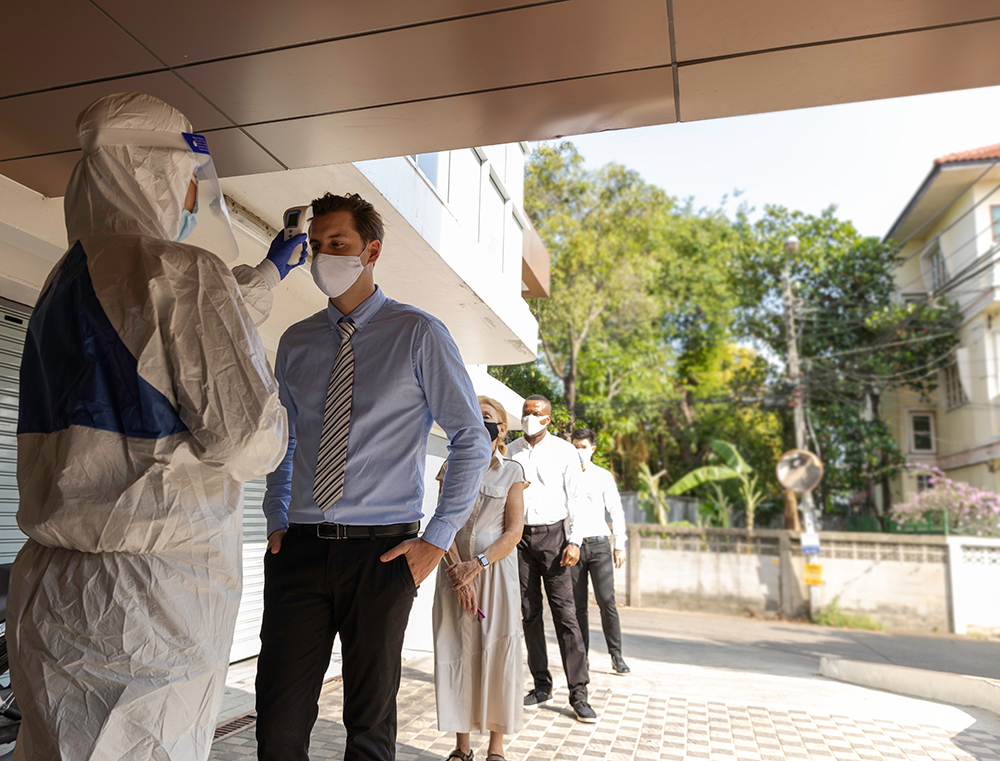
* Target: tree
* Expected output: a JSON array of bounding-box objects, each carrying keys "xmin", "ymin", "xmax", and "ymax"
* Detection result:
[
  {"xmin": 524, "ymin": 142, "xmax": 667, "ymax": 430},
  {"xmin": 732, "ymin": 205, "xmax": 961, "ymax": 518}
]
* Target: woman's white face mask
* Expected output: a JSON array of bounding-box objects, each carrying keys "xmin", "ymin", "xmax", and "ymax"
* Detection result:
[{"xmin": 311, "ymin": 243, "xmax": 369, "ymax": 299}]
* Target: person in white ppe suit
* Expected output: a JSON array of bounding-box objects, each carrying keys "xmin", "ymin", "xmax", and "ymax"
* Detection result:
[{"xmin": 8, "ymin": 92, "xmax": 301, "ymax": 761}]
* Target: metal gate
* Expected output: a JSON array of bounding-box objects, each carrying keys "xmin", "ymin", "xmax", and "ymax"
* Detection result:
[{"xmin": 0, "ymin": 299, "xmax": 31, "ymax": 563}]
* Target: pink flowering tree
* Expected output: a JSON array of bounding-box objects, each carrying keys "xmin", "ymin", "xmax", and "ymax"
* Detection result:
[{"xmin": 892, "ymin": 466, "xmax": 1000, "ymax": 537}]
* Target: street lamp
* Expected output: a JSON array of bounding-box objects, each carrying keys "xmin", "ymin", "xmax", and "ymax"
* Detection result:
[{"xmin": 784, "ymin": 235, "xmax": 800, "ymax": 255}]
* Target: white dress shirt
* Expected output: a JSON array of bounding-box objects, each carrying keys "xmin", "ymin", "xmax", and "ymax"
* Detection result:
[
  {"xmin": 507, "ymin": 432, "xmax": 584, "ymax": 545},
  {"xmin": 577, "ymin": 462, "xmax": 628, "ymax": 551}
]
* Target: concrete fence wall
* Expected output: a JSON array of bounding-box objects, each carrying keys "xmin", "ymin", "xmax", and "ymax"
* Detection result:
[{"xmin": 616, "ymin": 526, "xmax": 977, "ymax": 633}]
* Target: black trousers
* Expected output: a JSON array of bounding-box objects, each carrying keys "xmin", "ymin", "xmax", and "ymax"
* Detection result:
[
  {"xmin": 517, "ymin": 523, "xmax": 589, "ymax": 703},
  {"xmin": 255, "ymin": 530, "xmax": 418, "ymax": 761},
  {"xmin": 571, "ymin": 538, "xmax": 623, "ymax": 657}
]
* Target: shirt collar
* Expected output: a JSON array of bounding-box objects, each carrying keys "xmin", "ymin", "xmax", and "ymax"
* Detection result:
[
  {"xmin": 490, "ymin": 449, "xmax": 504, "ymax": 468},
  {"xmin": 326, "ymin": 286, "xmax": 386, "ymax": 332}
]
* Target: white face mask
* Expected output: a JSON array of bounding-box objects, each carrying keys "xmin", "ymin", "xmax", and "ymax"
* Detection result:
[
  {"xmin": 311, "ymin": 243, "xmax": 369, "ymax": 299},
  {"xmin": 521, "ymin": 414, "xmax": 548, "ymax": 437},
  {"xmin": 577, "ymin": 447, "xmax": 594, "ymax": 464}
]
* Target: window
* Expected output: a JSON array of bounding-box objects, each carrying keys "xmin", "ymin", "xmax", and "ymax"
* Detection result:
[
  {"xmin": 901, "ymin": 292, "xmax": 925, "ymax": 304},
  {"xmin": 479, "ymin": 175, "xmax": 506, "ymax": 268},
  {"xmin": 992, "ymin": 206, "xmax": 1000, "ymax": 240},
  {"xmin": 916, "ymin": 474, "xmax": 932, "ymax": 493},
  {"xmin": 415, "ymin": 153, "xmax": 438, "ymax": 187},
  {"xmin": 909, "ymin": 412, "xmax": 935, "ymax": 453},
  {"xmin": 928, "ymin": 243, "xmax": 948, "ymax": 292},
  {"xmin": 944, "ymin": 362, "xmax": 967, "ymax": 409}
]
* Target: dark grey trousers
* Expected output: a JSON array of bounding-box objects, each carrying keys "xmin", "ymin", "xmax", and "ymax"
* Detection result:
[
  {"xmin": 517, "ymin": 522, "xmax": 589, "ymax": 702},
  {"xmin": 571, "ymin": 537, "xmax": 623, "ymax": 657}
]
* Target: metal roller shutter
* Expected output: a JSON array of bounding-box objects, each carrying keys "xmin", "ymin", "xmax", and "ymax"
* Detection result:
[
  {"xmin": 230, "ymin": 478, "xmax": 269, "ymax": 663},
  {"xmin": 0, "ymin": 299, "xmax": 31, "ymax": 564}
]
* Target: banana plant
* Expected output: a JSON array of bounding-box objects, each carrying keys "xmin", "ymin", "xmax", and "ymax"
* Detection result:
[
  {"xmin": 637, "ymin": 462, "xmax": 670, "ymax": 524},
  {"xmin": 667, "ymin": 440, "xmax": 768, "ymax": 529}
]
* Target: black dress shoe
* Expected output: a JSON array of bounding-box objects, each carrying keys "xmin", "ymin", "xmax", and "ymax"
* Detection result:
[
  {"xmin": 524, "ymin": 688, "xmax": 552, "ymax": 708},
  {"xmin": 612, "ymin": 654, "xmax": 630, "ymax": 674},
  {"xmin": 572, "ymin": 700, "xmax": 597, "ymax": 723}
]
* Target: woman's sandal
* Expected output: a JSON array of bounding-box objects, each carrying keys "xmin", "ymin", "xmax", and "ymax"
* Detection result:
[{"xmin": 446, "ymin": 750, "xmax": 474, "ymax": 761}]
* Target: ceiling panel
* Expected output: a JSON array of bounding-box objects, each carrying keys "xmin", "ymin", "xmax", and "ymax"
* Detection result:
[
  {"xmin": 202, "ymin": 129, "xmax": 286, "ymax": 177},
  {"xmin": 0, "ymin": 0, "xmax": 164, "ymax": 99},
  {"xmin": 97, "ymin": 0, "xmax": 566, "ymax": 66},
  {"xmin": 673, "ymin": 0, "xmax": 1000, "ymax": 61},
  {"xmin": 0, "ymin": 73, "xmax": 231, "ymax": 163},
  {"xmin": 0, "ymin": 152, "xmax": 80, "ymax": 199},
  {"xmin": 180, "ymin": 0, "xmax": 670, "ymax": 126},
  {"xmin": 678, "ymin": 20, "xmax": 1000, "ymax": 122},
  {"xmin": 246, "ymin": 68, "xmax": 674, "ymax": 170}
]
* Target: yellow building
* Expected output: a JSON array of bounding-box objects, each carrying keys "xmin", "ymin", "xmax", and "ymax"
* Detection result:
[{"xmin": 884, "ymin": 143, "xmax": 1000, "ymax": 504}]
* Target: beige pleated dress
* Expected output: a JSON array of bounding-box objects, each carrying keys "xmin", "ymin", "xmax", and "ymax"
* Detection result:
[{"xmin": 433, "ymin": 453, "xmax": 526, "ymax": 734}]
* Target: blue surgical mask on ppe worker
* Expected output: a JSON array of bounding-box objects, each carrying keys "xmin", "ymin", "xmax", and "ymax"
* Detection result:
[{"xmin": 175, "ymin": 210, "xmax": 197, "ymax": 242}]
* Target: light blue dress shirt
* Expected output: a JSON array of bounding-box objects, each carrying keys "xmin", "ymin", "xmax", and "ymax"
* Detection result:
[{"xmin": 263, "ymin": 286, "xmax": 491, "ymax": 550}]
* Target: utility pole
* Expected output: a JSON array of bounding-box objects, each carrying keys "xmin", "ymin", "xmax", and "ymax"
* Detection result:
[
  {"xmin": 782, "ymin": 236, "xmax": 806, "ymax": 451},
  {"xmin": 782, "ymin": 235, "xmax": 819, "ymax": 538},
  {"xmin": 783, "ymin": 234, "xmax": 822, "ymax": 619}
]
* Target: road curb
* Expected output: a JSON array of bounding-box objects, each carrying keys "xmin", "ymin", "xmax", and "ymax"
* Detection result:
[{"xmin": 820, "ymin": 656, "xmax": 1000, "ymax": 716}]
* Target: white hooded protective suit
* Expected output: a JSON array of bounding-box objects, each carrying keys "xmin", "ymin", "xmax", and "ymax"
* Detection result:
[{"xmin": 8, "ymin": 93, "xmax": 288, "ymax": 761}]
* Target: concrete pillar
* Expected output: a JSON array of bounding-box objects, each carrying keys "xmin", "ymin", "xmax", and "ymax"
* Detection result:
[
  {"xmin": 778, "ymin": 532, "xmax": 792, "ymax": 617},
  {"xmin": 626, "ymin": 525, "xmax": 641, "ymax": 607}
]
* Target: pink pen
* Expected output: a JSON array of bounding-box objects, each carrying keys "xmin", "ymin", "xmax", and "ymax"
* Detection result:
[{"xmin": 475, "ymin": 607, "xmax": 486, "ymax": 622}]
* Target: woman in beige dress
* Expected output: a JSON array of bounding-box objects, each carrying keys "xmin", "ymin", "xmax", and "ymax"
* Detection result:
[{"xmin": 433, "ymin": 395, "xmax": 527, "ymax": 761}]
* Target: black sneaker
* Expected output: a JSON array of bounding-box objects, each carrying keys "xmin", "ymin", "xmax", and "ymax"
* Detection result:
[
  {"xmin": 524, "ymin": 688, "xmax": 552, "ymax": 708},
  {"xmin": 572, "ymin": 700, "xmax": 597, "ymax": 723},
  {"xmin": 612, "ymin": 655, "xmax": 631, "ymax": 674}
]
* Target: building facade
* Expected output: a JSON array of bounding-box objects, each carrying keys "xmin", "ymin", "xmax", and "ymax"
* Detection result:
[{"xmin": 884, "ymin": 143, "xmax": 1000, "ymax": 505}]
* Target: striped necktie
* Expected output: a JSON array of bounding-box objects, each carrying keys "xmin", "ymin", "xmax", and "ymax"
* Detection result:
[{"xmin": 313, "ymin": 318, "xmax": 357, "ymax": 513}]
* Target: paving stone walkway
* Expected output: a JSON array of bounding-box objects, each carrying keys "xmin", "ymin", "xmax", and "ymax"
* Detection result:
[{"xmin": 209, "ymin": 667, "xmax": 1000, "ymax": 761}]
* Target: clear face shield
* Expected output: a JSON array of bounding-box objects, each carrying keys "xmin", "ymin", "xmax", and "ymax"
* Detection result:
[{"xmin": 82, "ymin": 129, "xmax": 239, "ymax": 262}]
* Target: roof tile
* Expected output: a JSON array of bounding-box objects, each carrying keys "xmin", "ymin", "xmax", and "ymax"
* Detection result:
[{"xmin": 935, "ymin": 142, "xmax": 1000, "ymax": 165}]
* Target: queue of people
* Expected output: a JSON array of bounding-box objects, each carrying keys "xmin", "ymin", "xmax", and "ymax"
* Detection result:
[{"xmin": 8, "ymin": 91, "xmax": 630, "ymax": 761}]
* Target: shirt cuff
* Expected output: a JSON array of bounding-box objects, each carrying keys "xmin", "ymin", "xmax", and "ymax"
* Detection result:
[
  {"xmin": 266, "ymin": 512, "xmax": 289, "ymax": 537},
  {"xmin": 421, "ymin": 516, "xmax": 458, "ymax": 551},
  {"xmin": 566, "ymin": 526, "xmax": 584, "ymax": 546},
  {"xmin": 614, "ymin": 535, "xmax": 627, "ymax": 551},
  {"xmin": 254, "ymin": 259, "xmax": 281, "ymax": 289}
]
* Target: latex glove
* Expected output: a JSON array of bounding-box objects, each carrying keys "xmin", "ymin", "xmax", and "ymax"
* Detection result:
[{"xmin": 264, "ymin": 231, "xmax": 307, "ymax": 280}]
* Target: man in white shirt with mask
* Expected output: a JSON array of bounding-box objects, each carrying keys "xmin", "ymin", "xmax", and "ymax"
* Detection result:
[
  {"xmin": 507, "ymin": 395, "xmax": 596, "ymax": 723},
  {"xmin": 570, "ymin": 428, "xmax": 630, "ymax": 675}
]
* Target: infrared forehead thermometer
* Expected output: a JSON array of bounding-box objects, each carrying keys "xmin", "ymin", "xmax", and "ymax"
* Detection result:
[{"xmin": 283, "ymin": 205, "xmax": 311, "ymax": 266}]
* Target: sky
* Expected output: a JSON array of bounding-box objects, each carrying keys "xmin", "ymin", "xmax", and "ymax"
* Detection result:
[{"xmin": 560, "ymin": 85, "xmax": 1000, "ymax": 239}]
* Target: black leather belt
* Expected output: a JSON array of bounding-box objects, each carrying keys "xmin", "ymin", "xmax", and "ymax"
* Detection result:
[
  {"xmin": 581, "ymin": 535, "xmax": 610, "ymax": 544},
  {"xmin": 287, "ymin": 521, "xmax": 420, "ymax": 540},
  {"xmin": 522, "ymin": 522, "xmax": 563, "ymax": 534}
]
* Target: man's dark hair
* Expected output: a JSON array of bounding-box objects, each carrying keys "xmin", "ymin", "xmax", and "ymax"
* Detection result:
[
  {"xmin": 524, "ymin": 394, "xmax": 552, "ymax": 414},
  {"xmin": 311, "ymin": 192, "xmax": 385, "ymax": 244},
  {"xmin": 571, "ymin": 428, "xmax": 596, "ymax": 445}
]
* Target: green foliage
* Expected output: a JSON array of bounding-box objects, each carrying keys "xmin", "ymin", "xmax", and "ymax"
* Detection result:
[
  {"xmin": 813, "ymin": 596, "xmax": 887, "ymax": 631},
  {"xmin": 667, "ymin": 465, "xmax": 741, "ymax": 496},
  {"xmin": 665, "ymin": 440, "xmax": 770, "ymax": 528},
  {"xmin": 732, "ymin": 205, "xmax": 961, "ymax": 516},
  {"xmin": 516, "ymin": 144, "xmax": 958, "ymax": 523}
]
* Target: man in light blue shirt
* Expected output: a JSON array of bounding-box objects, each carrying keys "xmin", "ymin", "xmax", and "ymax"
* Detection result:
[{"xmin": 255, "ymin": 192, "xmax": 491, "ymax": 761}]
